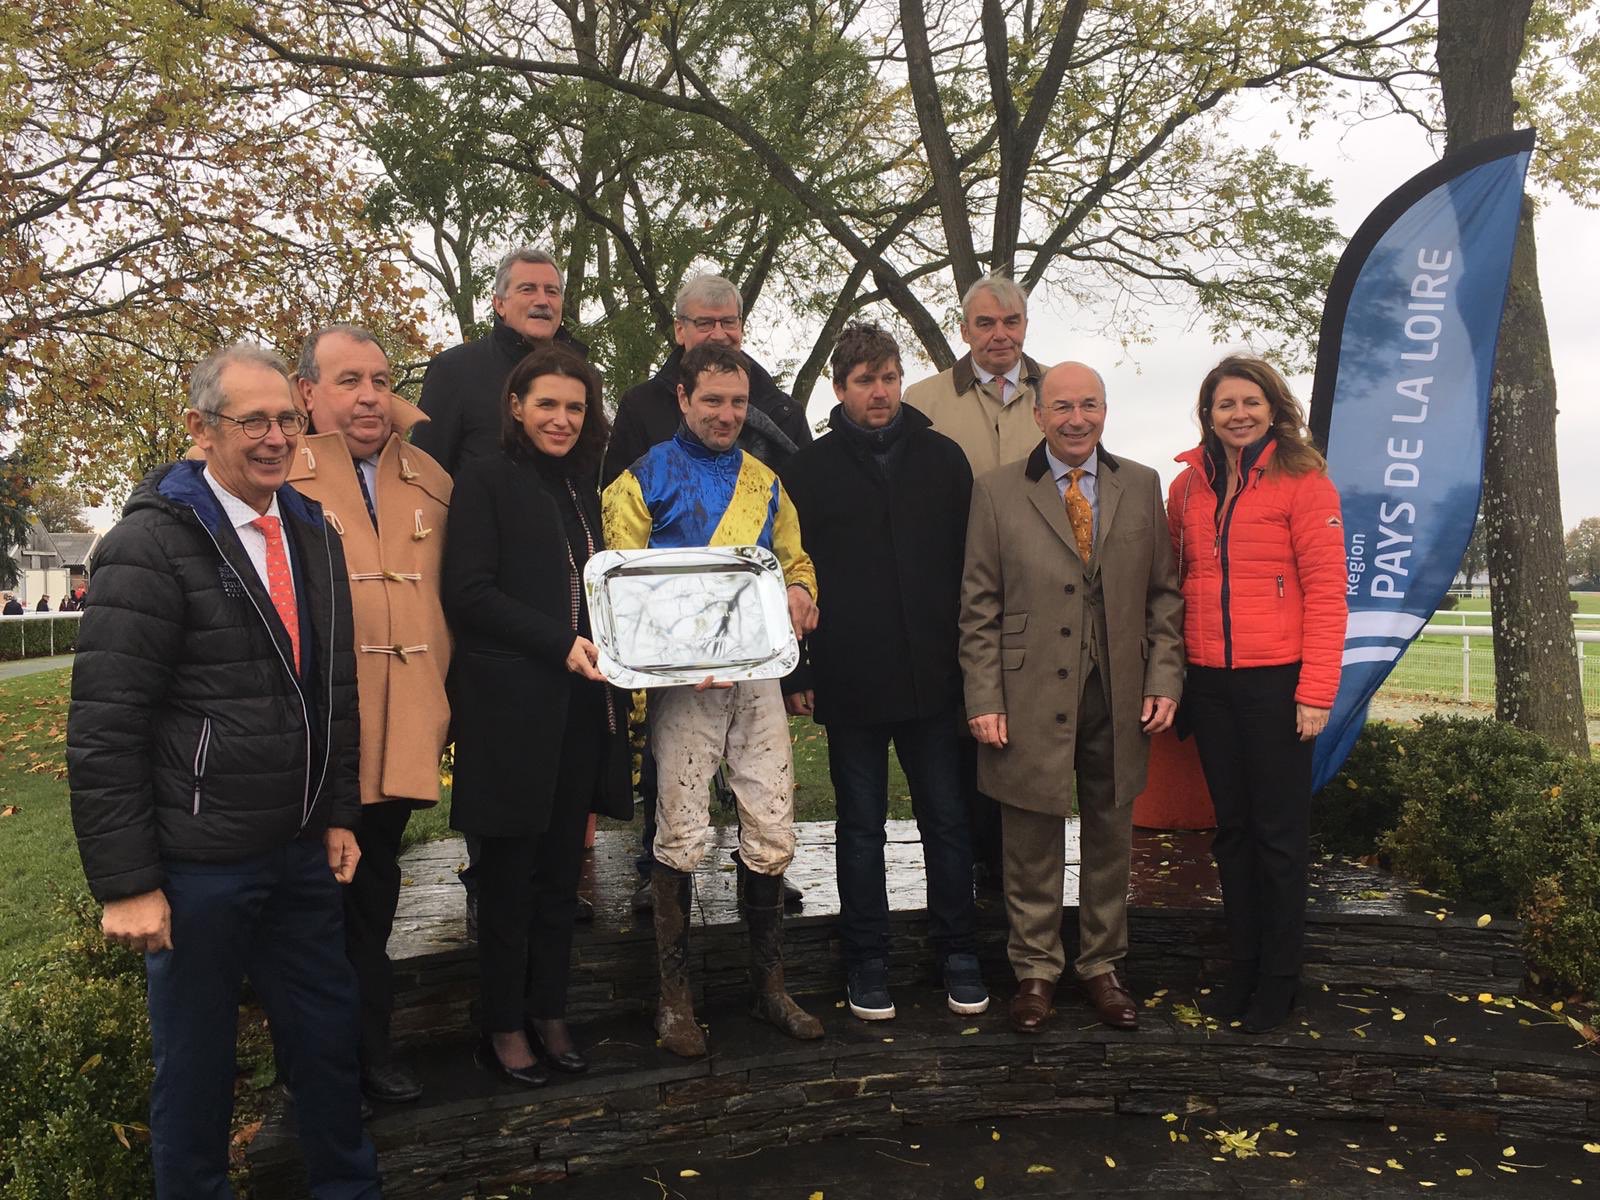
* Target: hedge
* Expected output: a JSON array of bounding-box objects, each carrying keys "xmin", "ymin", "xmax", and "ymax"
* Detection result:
[
  {"xmin": 0, "ymin": 618, "xmax": 81, "ymax": 662},
  {"xmin": 1315, "ymin": 715, "xmax": 1600, "ymax": 994}
]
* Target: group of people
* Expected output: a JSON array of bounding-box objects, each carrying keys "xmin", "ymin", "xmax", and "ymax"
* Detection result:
[
  {"xmin": 2, "ymin": 589, "xmax": 82, "ymax": 613},
  {"xmin": 64, "ymin": 245, "xmax": 1348, "ymax": 1200}
]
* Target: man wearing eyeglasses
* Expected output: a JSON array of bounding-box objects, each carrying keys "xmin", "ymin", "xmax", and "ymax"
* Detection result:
[
  {"xmin": 290, "ymin": 325, "xmax": 453, "ymax": 1108},
  {"xmin": 413, "ymin": 246, "xmax": 588, "ymax": 476},
  {"xmin": 66, "ymin": 343, "xmax": 379, "ymax": 1197},
  {"xmin": 960, "ymin": 361, "xmax": 1183, "ymax": 1038},
  {"xmin": 602, "ymin": 273, "xmax": 814, "ymax": 913}
]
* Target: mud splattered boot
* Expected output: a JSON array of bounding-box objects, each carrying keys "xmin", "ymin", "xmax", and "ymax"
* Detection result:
[
  {"xmin": 744, "ymin": 870, "xmax": 823, "ymax": 1040},
  {"xmin": 650, "ymin": 865, "xmax": 707, "ymax": 1058}
]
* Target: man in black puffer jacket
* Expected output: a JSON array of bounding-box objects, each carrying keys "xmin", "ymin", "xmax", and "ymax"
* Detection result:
[{"xmin": 67, "ymin": 343, "xmax": 380, "ymax": 1199}]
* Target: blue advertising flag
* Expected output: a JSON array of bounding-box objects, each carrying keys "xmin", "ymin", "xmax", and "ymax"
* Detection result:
[{"xmin": 1309, "ymin": 130, "xmax": 1534, "ymax": 792}]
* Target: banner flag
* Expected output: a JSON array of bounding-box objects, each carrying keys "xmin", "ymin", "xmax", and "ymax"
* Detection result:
[{"xmin": 1309, "ymin": 129, "xmax": 1534, "ymax": 792}]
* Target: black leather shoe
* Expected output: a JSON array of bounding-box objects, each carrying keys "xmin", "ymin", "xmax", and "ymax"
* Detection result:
[
  {"xmin": 575, "ymin": 894, "xmax": 595, "ymax": 923},
  {"xmin": 361, "ymin": 1061, "xmax": 423, "ymax": 1104},
  {"xmin": 475, "ymin": 1035, "xmax": 549, "ymax": 1089},
  {"xmin": 527, "ymin": 1020, "xmax": 588, "ymax": 1074},
  {"xmin": 1240, "ymin": 977, "xmax": 1299, "ymax": 1034},
  {"xmin": 781, "ymin": 874, "xmax": 804, "ymax": 907}
]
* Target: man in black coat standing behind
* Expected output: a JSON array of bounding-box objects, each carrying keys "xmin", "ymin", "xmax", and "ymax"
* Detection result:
[
  {"xmin": 413, "ymin": 246, "xmax": 589, "ymax": 476},
  {"xmin": 779, "ymin": 324, "xmax": 987, "ymax": 1024}
]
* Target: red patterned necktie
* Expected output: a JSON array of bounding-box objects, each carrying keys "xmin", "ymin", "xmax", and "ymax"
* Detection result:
[
  {"xmin": 250, "ymin": 515, "xmax": 301, "ymax": 673},
  {"xmin": 1064, "ymin": 468, "xmax": 1093, "ymax": 564}
]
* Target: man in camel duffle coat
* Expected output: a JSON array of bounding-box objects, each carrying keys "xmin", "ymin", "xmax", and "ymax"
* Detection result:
[{"xmin": 290, "ymin": 323, "xmax": 453, "ymax": 1107}]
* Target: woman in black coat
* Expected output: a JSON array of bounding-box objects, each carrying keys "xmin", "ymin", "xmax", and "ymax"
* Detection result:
[{"xmin": 443, "ymin": 346, "xmax": 631, "ymax": 1086}]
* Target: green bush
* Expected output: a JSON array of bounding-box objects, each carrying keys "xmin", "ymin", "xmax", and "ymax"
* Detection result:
[
  {"xmin": 1324, "ymin": 714, "xmax": 1600, "ymax": 994},
  {"xmin": 1312, "ymin": 721, "xmax": 1406, "ymax": 856},
  {"xmin": 1380, "ymin": 716, "xmax": 1565, "ymax": 910},
  {"xmin": 0, "ymin": 896, "xmax": 154, "ymax": 1199}
]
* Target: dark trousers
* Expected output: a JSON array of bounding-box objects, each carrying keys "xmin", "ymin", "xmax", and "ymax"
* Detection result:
[
  {"xmin": 828, "ymin": 711, "xmax": 978, "ymax": 966},
  {"xmin": 634, "ymin": 741, "xmax": 659, "ymax": 877},
  {"xmin": 961, "ymin": 737, "xmax": 1003, "ymax": 877},
  {"xmin": 1184, "ymin": 663, "xmax": 1312, "ymax": 979},
  {"xmin": 475, "ymin": 689, "xmax": 603, "ymax": 1031},
  {"xmin": 343, "ymin": 799, "xmax": 413, "ymax": 1066},
  {"xmin": 147, "ymin": 838, "xmax": 380, "ymax": 1200}
]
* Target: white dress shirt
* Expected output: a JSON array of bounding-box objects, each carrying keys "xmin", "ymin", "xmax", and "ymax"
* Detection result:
[
  {"xmin": 974, "ymin": 361, "xmax": 1025, "ymax": 406},
  {"xmin": 202, "ymin": 467, "xmax": 296, "ymax": 603}
]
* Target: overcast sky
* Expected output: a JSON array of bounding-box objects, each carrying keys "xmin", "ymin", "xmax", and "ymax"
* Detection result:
[{"xmin": 792, "ymin": 107, "xmax": 1597, "ymax": 525}]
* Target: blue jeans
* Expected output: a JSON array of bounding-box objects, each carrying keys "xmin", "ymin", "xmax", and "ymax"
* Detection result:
[
  {"xmin": 147, "ymin": 838, "xmax": 381, "ymax": 1200},
  {"xmin": 827, "ymin": 711, "xmax": 978, "ymax": 966}
]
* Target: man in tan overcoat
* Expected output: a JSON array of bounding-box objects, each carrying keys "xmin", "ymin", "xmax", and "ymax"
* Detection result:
[
  {"xmin": 960, "ymin": 361, "xmax": 1183, "ymax": 1035},
  {"xmin": 291, "ymin": 324, "xmax": 452, "ymax": 1105}
]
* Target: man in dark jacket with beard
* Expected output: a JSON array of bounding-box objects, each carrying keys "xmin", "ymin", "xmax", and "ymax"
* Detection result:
[
  {"xmin": 66, "ymin": 343, "xmax": 379, "ymax": 1199},
  {"xmin": 601, "ymin": 272, "xmax": 813, "ymax": 910},
  {"xmin": 412, "ymin": 246, "xmax": 589, "ymax": 475},
  {"xmin": 779, "ymin": 324, "xmax": 986, "ymax": 1024}
]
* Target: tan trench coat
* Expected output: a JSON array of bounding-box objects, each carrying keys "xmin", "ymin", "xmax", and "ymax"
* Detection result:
[
  {"xmin": 902, "ymin": 352, "xmax": 1049, "ymax": 477},
  {"xmin": 287, "ymin": 401, "xmax": 453, "ymax": 806},
  {"xmin": 959, "ymin": 441, "xmax": 1184, "ymax": 816}
]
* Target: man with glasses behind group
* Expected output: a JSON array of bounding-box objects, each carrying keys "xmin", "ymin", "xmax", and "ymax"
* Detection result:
[{"xmin": 67, "ymin": 343, "xmax": 378, "ymax": 1197}]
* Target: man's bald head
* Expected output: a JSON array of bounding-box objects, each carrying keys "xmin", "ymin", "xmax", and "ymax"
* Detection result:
[{"xmin": 1033, "ymin": 361, "xmax": 1108, "ymax": 466}]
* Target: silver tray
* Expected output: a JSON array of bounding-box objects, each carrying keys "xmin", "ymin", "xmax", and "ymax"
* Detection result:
[{"xmin": 582, "ymin": 545, "xmax": 799, "ymax": 689}]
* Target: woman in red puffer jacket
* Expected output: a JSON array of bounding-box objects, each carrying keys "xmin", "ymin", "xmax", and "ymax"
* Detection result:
[{"xmin": 1167, "ymin": 355, "xmax": 1347, "ymax": 1034}]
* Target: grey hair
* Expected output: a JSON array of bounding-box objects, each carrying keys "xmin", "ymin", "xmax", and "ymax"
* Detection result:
[
  {"xmin": 674, "ymin": 273, "xmax": 743, "ymax": 318},
  {"xmin": 1034, "ymin": 361, "xmax": 1108, "ymax": 407},
  {"xmin": 190, "ymin": 342, "xmax": 291, "ymax": 422},
  {"xmin": 296, "ymin": 324, "xmax": 385, "ymax": 383},
  {"xmin": 492, "ymin": 247, "xmax": 564, "ymax": 298},
  {"xmin": 960, "ymin": 272, "xmax": 1029, "ymax": 321}
]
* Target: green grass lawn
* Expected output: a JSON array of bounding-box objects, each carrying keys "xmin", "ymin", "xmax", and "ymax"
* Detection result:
[
  {"xmin": 0, "ymin": 666, "xmax": 908, "ymax": 965},
  {"xmin": 0, "ymin": 667, "xmax": 82, "ymax": 969}
]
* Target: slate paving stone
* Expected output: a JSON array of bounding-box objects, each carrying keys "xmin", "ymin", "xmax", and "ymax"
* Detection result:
[{"xmin": 538, "ymin": 1112, "xmax": 1600, "ymax": 1198}]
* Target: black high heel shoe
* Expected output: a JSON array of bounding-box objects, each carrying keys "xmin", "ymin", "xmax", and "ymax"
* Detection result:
[
  {"xmin": 1240, "ymin": 977, "xmax": 1299, "ymax": 1034},
  {"xmin": 526, "ymin": 1019, "xmax": 588, "ymax": 1074},
  {"xmin": 475, "ymin": 1035, "xmax": 550, "ymax": 1088}
]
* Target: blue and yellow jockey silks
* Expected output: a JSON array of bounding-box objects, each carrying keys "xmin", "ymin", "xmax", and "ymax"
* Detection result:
[{"xmin": 602, "ymin": 428, "xmax": 818, "ymax": 600}]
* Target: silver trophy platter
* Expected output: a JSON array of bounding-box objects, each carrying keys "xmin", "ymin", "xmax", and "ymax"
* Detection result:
[{"xmin": 582, "ymin": 545, "xmax": 799, "ymax": 689}]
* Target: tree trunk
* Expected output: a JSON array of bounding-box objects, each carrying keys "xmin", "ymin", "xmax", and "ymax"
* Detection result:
[{"xmin": 1437, "ymin": 0, "xmax": 1589, "ymax": 754}]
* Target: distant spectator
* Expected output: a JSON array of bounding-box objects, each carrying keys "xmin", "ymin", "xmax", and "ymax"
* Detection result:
[
  {"xmin": 1, "ymin": 593, "xmax": 21, "ymax": 615},
  {"xmin": 36, "ymin": 595, "xmax": 50, "ymax": 612},
  {"xmin": 58, "ymin": 595, "xmax": 74, "ymax": 612}
]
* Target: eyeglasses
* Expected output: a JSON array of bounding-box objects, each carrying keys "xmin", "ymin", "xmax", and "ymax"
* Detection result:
[
  {"xmin": 1040, "ymin": 400, "xmax": 1104, "ymax": 418},
  {"xmin": 679, "ymin": 315, "xmax": 743, "ymax": 332},
  {"xmin": 213, "ymin": 411, "xmax": 309, "ymax": 439}
]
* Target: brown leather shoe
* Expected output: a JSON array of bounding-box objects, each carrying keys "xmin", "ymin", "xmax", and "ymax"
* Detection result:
[
  {"xmin": 1082, "ymin": 969, "xmax": 1138, "ymax": 1029},
  {"xmin": 1008, "ymin": 978, "xmax": 1056, "ymax": 1034}
]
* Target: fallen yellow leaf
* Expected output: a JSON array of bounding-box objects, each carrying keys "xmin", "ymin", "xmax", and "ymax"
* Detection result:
[
  {"xmin": 1420, "ymin": 1182, "xmax": 1437, "ymax": 1189},
  {"xmin": 1457, "ymin": 1168, "xmax": 1473, "ymax": 1177},
  {"xmin": 680, "ymin": 1169, "xmax": 700, "ymax": 1177},
  {"xmin": 1503, "ymin": 1146, "xmax": 1517, "ymax": 1158},
  {"xmin": 974, "ymin": 1177, "xmax": 984, "ymax": 1191},
  {"xmin": 1163, "ymin": 1112, "xmax": 1178, "ymax": 1122},
  {"xmin": 1477, "ymin": 993, "xmax": 1494, "ymax": 1003},
  {"xmin": 1386, "ymin": 1158, "xmax": 1404, "ymax": 1169},
  {"xmin": 1424, "ymin": 1034, "xmax": 1438, "ymax": 1046},
  {"xmin": 961, "ymin": 1026, "xmax": 980, "ymax": 1035},
  {"xmin": 809, "ymin": 1193, "xmax": 823, "ymax": 1200},
  {"xmin": 1585, "ymin": 1144, "xmax": 1600, "ymax": 1154},
  {"xmin": 1105, "ymin": 1155, "xmax": 1116, "ymax": 1168},
  {"xmin": 1025, "ymin": 1164, "xmax": 1055, "ymax": 1175},
  {"xmin": 991, "ymin": 1131, "xmax": 1000, "ymax": 1141},
  {"xmin": 1477, "ymin": 914, "xmax": 1492, "ymax": 927}
]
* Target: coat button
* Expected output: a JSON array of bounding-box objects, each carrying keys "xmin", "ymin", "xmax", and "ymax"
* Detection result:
[
  {"xmin": 1064, "ymin": 584, "xmax": 1076, "ymax": 595},
  {"xmin": 1059, "ymin": 626, "xmax": 1071, "ymax": 637},
  {"xmin": 1057, "ymin": 668, "xmax": 1069, "ymax": 679},
  {"xmin": 1055, "ymin": 713, "xmax": 1068, "ymax": 724}
]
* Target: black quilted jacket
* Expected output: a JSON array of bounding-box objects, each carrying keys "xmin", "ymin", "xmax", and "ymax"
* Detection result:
[{"xmin": 67, "ymin": 461, "xmax": 360, "ymax": 903}]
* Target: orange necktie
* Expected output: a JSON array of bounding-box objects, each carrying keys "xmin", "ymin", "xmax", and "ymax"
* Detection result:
[
  {"xmin": 1064, "ymin": 468, "xmax": 1093, "ymax": 564},
  {"xmin": 250, "ymin": 515, "xmax": 301, "ymax": 673}
]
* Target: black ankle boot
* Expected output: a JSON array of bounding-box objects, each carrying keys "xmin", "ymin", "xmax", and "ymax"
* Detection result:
[{"xmin": 1240, "ymin": 976, "xmax": 1298, "ymax": 1034}]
